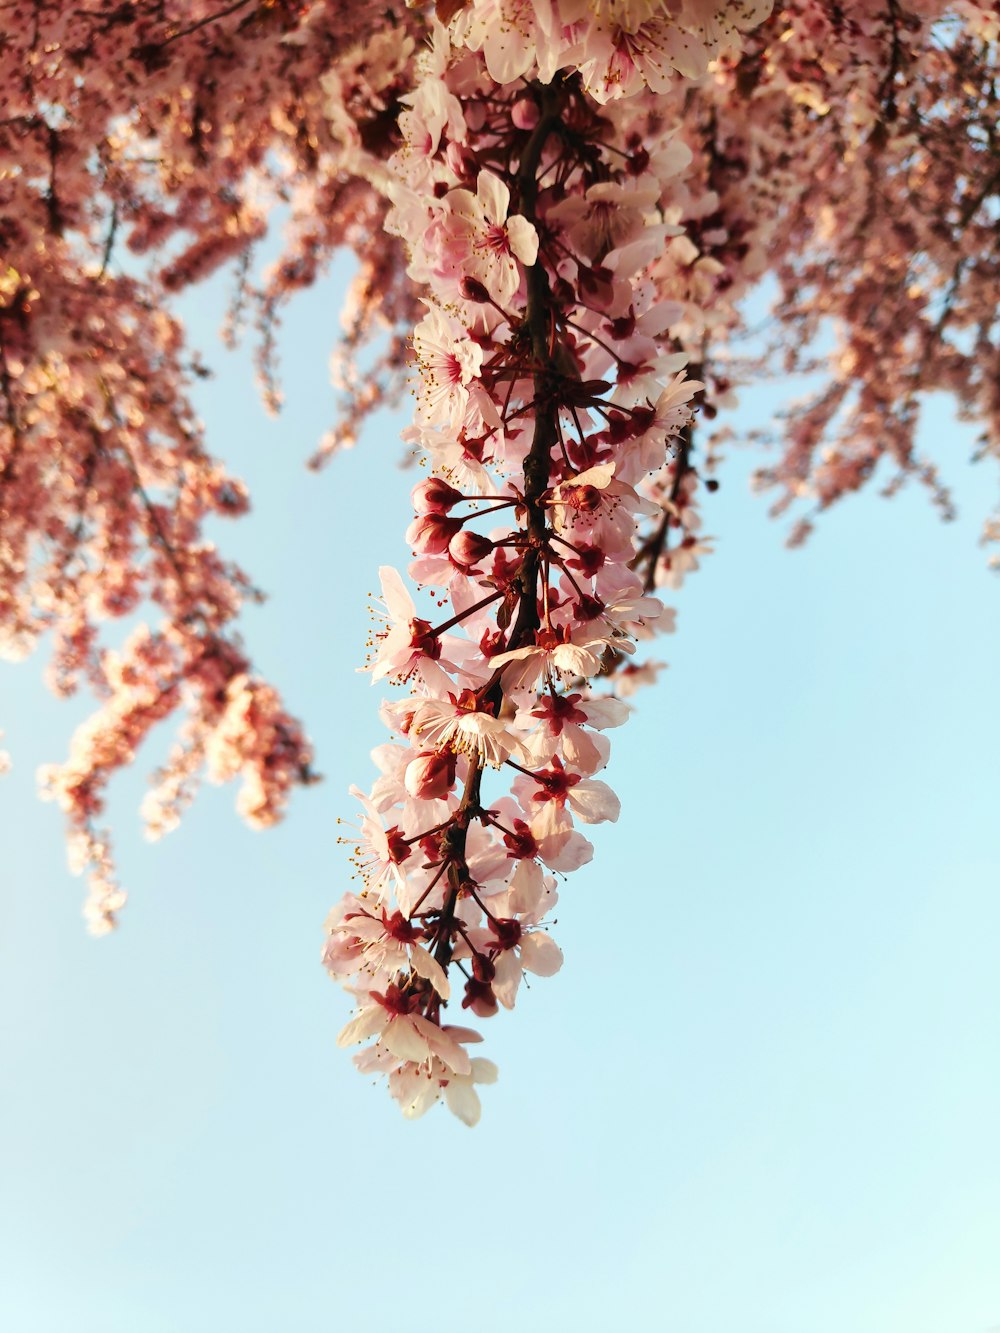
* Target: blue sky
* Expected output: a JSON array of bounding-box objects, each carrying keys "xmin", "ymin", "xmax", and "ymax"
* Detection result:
[{"xmin": 1, "ymin": 256, "xmax": 999, "ymax": 1333}]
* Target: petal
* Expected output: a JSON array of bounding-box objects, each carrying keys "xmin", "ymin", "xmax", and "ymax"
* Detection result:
[
  {"xmin": 580, "ymin": 697, "xmax": 630, "ymax": 729},
  {"xmin": 492, "ymin": 950, "xmax": 522, "ymax": 1009},
  {"xmin": 410, "ymin": 942, "xmax": 451, "ymax": 1001},
  {"xmin": 379, "ymin": 565, "xmax": 414, "ymax": 623},
  {"xmin": 444, "ymin": 1078, "xmax": 482, "ymax": 1127},
  {"xmin": 440, "ymin": 1024, "xmax": 484, "ymax": 1045},
  {"xmin": 506, "ymin": 214, "xmax": 539, "ymax": 267},
  {"xmin": 561, "ymin": 725, "xmax": 608, "ymax": 775},
  {"xmin": 476, "ymin": 170, "xmax": 511, "ymax": 225},
  {"xmin": 552, "ymin": 643, "xmax": 602, "ymax": 678},
  {"xmin": 447, "ymin": 186, "xmax": 483, "ymax": 227},
  {"xmin": 508, "ymin": 858, "xmax": 544, "ymax": 915},
  {"xmin": 568, "ymin": 779, "xmax": 621, "ymax": 823},
  {"xmin": 569, "ymin": 463, "xmax": 615, "ymax": 490},
  {"xmin": 520, "ymin": 930, "xmax": 563, "ymax": 976},
  {"xmin": 411, "ymin": 1014, "xmax": 472, "ymax": 1075},
  {"xmin": 337, "ymin": 1004, "xmax": 385, "ymax": 1047},
  {"xmin": 540, "ymin": 828, "xmax": 594, "ymax": 872},
  {"xmin": 382, "ymin": 1016, "xmax": 433, "ymax": 1064}
]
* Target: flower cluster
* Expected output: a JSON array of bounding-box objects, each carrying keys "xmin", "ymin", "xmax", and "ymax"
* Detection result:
[{"xmin": 323, "ymin": 7, "xmax": 772, "ymax": 1122}]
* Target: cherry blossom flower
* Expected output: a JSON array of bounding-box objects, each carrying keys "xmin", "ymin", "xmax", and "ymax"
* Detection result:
[
  {"xmin": 338, "ymin": 984, "xmax": 472, "ymax": 1075},
  {"xmin": 411, "ymin": 692, "xmax": 523, "ymax": 768},
  {"xmin": 439, "ymin": 171, "xmax": 539, "ymax": 305},
  {"xmin": 412, "ymin": 305, "xmax": 484, "ymax": 428}
]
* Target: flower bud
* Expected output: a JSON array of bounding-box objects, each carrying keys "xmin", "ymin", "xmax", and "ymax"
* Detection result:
[
  {"xmin": 405, "ymin": 513, "xmax": 462, "ymax": 555},
  {"xmin": 411, "ymin": 476, "xmax": 463, "ymax": 515},
  {"xmin": 404, "ymin": 750, "xmax": 457, "ymax": 800},
  {"xmin": 511, "ymin": 96, "xmax": 540, "ymax": 130},
  {"xmin": 463, "ymin": 976, "xmax": 498, "ymax": 1018},
  {"xmin": 471, "ymin": 952, "xmax": 496, "ymax": 982},
  {"xmin": 459, "ymin": 276, "xmax": 491, "ymax": 304},
  {"xmin": 448, "ymin": 529, "xmax": 494, "ymax": 571}
]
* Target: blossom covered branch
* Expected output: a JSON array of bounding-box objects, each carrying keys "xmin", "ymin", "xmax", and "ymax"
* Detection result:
[{"xmin": 325, "ymin": 5, "xmax": 767, "ymax": 1122}]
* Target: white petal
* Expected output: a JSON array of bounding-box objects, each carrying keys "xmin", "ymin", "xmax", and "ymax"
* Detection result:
[
  {"xmin": 552, "ymin": 643, "xmax": 603, "ymax": 678},
  {"xmin": 508, "ymin": 858, "xmax": 544, "ymax": 915},
  {"xmin": 506, "ymin": 214, "xmax": 539, "ymax": 267},
  {"xmin": 580, "ymin": 697, "xmax": 630, "ymax": 729},
  {"xmin": 410, "ymin": 942, "xmax": 451, "ymax": 1001},
  {"xmin": 492, "ymin": 950, "xmax": 522, "ymax": 1009},
  {"xmin": 444, "ymin": 1078, "xmax": 482, "ymax": 1127},
  {"xmin": 569, "ymin": 463, "xmax": 615, "ymax": 490},
  {"xmin": 447, "ymin": 186, "xmax": 482, "ymax": 227},
  {"xmin": 562, "ymin": 725, "xmax": 608, "ymax": 775},
  {"xmin": 540, "ymin": 829, "xmax": 594, "ymax": 872},
  {"xmin": 520, "ymin": 930, "xmax": 563, "ymax": 976},
  {"xmin": 337, "ymin": 1004, "xmax": 385, "ymax": 1047},
  {"xmin": 382, "ymin": 1016, "xmax": 432, "ymax": 1064},
  {"xmin": 379, "ymin": 565, "xmax": 414, "ymax": 623},
  {"xmin": 441, "ymin": 1024, "xmax": 483, "ymax": 1045},
  {"xmin": 411, "ymin": 1014, "xmax": 472, "ymax": 1075},
  {"xmin": 568, "ymin": 779, "xmax": 621, "ymax": 824},
  {"xmin": 476, "ymin": 170, "xmax": 511, "ymax": 225}
]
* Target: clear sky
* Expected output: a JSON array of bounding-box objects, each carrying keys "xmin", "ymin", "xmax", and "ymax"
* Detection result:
[{"xmin": 2, "ymin": 253, "xmax": 999, "ymax": 1333}]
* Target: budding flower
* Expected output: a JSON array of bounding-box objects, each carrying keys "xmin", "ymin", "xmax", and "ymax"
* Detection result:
[
  {"xmin": 459, "ymin": 276, "xmax": 492, "ymax": 304},
  {"xmin": 404, "ymin": 750, "xmax": 457, "ymax": 800},
  {"xmin": 405, "ymin": 513, "xmax": 462, "ymax": 555},
  {"xmin": 511, "ymin": 95, "xmax": 540, "ymax": 130},
  {"xmin": 412, "ymin": 476, "xmax": 463, "ymax": 515},
  {"xmin": 463, "ymin": 976, "xmax": 498, "ymax": 1018},
  {"xmin": 448, "ymin": 529, "xmax": 494, "ymax": 571}
]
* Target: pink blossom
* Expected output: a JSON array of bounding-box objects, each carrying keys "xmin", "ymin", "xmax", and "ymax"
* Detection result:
[
  {"xmin": 411, "ymin": 693, "xmax": 523, "ymax": 768},
  {"xmin": 440, "ymin": 171, "xmax": 539, "ymax": 306}
]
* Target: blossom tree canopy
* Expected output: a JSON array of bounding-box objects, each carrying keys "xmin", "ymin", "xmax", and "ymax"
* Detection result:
[{"xmin": 1, "ymin": 0, "xmax": 998, "ymax": 1121}]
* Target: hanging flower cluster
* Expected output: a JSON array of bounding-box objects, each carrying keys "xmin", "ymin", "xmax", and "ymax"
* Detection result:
[{"xmin": 325, "ymin": 5, "xmax": 770, "ymax": 1123}]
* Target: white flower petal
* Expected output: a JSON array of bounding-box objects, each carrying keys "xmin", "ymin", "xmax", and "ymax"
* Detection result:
[
  {"xmin": 508, "ymin": 858, "xmax": 544, "ymax": 915},
  {"xmin": 410, "ymin": 942, "xmax": 451, "ymax": 1001},
  {"xmin": 477, "ymin": 170, "xmax": 511, "ymax": 224},
  {"xmin": 382, "ymin": 1015, "xmax": 433, "ymax": 1064},
  {"xmin": 506, "ymin": 214, "xmax": 539, "ymax": 267},
  {"xmin": 378, "ymin": 565, "xmax": 414, "ymax": 623},
  {"xmin": 411, "ymin": 1014, "xmax": 472, "ymax": 1075},
  {"xmin": 569, "ymin": 779, "xmax": 621, "ymax": 824},
  {"xmin": 492, "ymin": 950, "xmax": 522, "ymax": 1009},
  {"xmin": 337, "ymin": 1004, "xmax": 385, "ymax": 1047},
  {"xmin": 520, "ymin": 930, "xmax": 563, "ymax": 976},
  {"xmin": 444, "ymin": 1078, "xmax": 482, "ymax": 1126}
]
